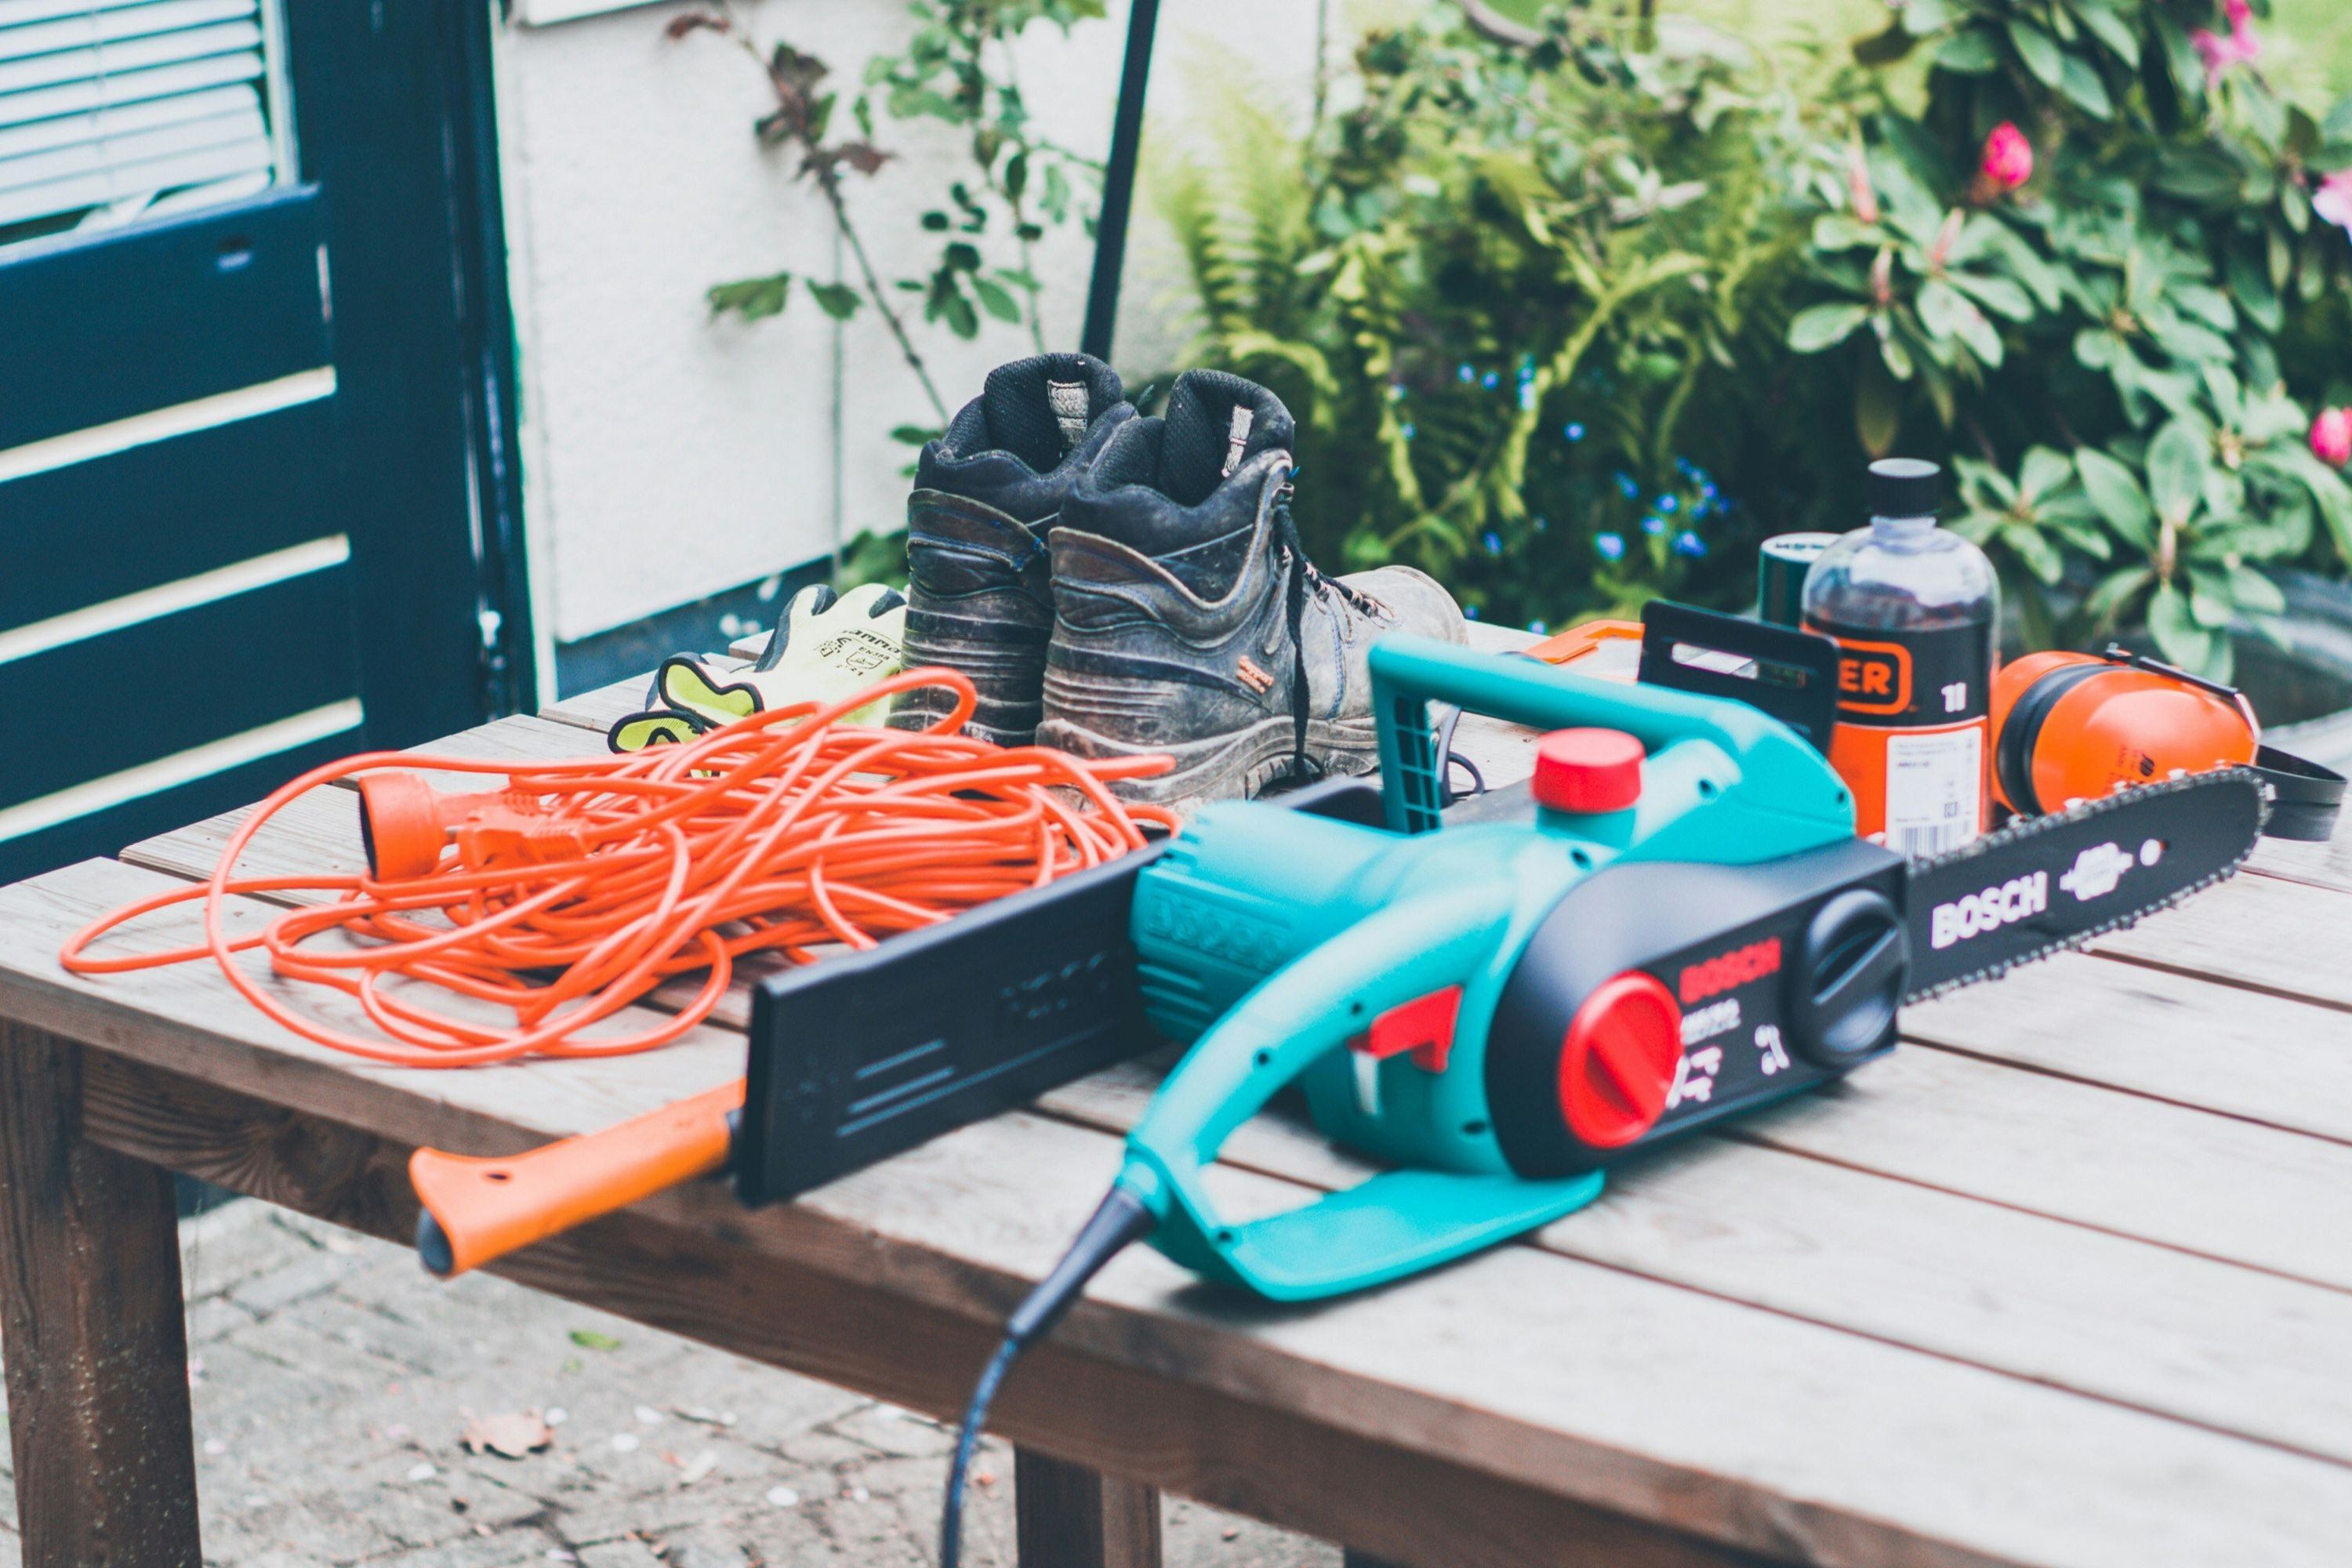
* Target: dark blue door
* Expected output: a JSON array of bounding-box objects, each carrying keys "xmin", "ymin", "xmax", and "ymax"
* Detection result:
[{"xmin": 0, "ymin": 0, "xmax": 529, "ymax": 883}]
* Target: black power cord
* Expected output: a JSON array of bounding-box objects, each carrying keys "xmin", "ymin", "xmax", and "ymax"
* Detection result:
[{"xmin": 939, "ymin": 1186, "xmax": 1159, "ymax": 1568}]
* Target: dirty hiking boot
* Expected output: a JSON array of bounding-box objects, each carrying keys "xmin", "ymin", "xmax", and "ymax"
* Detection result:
[
  {"xmin": 890, "ymin": 353, "xmax": 1133, "ymax": 744},
  {"xmin": 1038, "ymin": 370, "xmax": 1466, "ymax": 811}
]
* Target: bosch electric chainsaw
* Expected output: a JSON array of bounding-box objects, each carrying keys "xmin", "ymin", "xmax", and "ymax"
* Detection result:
[{"xmin": 920, "ymin": 634, "xmax": 2261, "ymax": 1564}]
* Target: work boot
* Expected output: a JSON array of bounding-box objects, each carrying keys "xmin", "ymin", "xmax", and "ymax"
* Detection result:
[
  {"xmin": 889, "ymin": 353, "xmax": 1134, "ymax": 744},
  {"xmin": 1039, "ymin": 370, "xmax": 1466, "ymax": 812}
]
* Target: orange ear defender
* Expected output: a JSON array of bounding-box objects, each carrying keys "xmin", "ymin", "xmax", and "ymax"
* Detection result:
[{"xmin": 1991, "ymin": 645, "xmax": 2343, "ymax": 840}]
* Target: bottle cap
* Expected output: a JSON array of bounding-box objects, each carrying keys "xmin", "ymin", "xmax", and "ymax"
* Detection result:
[{"xmin": 1867, "ymin": 458, "xmax": 1943, "ymax": 519}]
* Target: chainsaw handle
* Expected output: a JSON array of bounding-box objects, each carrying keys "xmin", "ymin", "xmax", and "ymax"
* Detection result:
[
  {"xmin": 1120, "ymin": 884, "xmax": 1599, "ymax": 1300},
  {"xmin": 409, "ymin": 1080, "xmax": 742, "ymax": 1276},
  {"xmin": 1370, "ymin": 635, "xmax": 1849, "ymax": 837}
]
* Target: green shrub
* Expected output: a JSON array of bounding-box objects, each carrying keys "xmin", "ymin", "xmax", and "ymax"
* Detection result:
[{"xmin": 1149, "ymin": 0, "xmax": 2352, "ymax": 669}]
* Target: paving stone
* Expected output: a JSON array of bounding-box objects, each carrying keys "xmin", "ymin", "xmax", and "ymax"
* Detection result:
[
  {"xmin": 826, "ymin": 1406, "xmax": 956, "ymax": 1461},
  {"xmin": 0, "ymin": 1200, "xmax": 1334, "ymax": 1566},
  {"xmin": 227, "ymin": 1246, "xmax": 360, "ymax": 1317}
]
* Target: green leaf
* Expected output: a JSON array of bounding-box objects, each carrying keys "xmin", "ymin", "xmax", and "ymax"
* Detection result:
[
  {"xmin": 2075, "ymin": 447, "xmax": 2157, "ymax": 547},
  {"xmin": 1917, "ymin": 278, "xmax": 1969, "ymax": 340},
  {"xmin": 1935, "ymin": 28, "xmax": 2000, "ymax": 73},
  {"xmin": 2083, "ymin": 564, "xmax": 2155, "ymax": 628},
  {"xmin": 2072, "ymin": 1, "xmax": 2140, "ymax": 63},
  {"xmin": 2228, "ymin": 564, "xmax": 2286, "ymax": 615},
  {"xmin": 889, "ymin": 424, "xmax": 941, "ymax": 445},
  {"xmin": 1947, "ymin": 271, "xmax": 2034, "ymax": 321},
  {"xmin": 2007, "ymin": 19, "xmax": 2064, "ymax": 86},
  {"xmin": 1813, "ymin": 213, "xmax": 1882, "ymax": 251},
  {"xmin": 1900, "ymin": 0, "xmax": 1955, "ymax": 33},
  {"xmin": 1788, "ymin": 303, "xmax": 1871, "ymax": 353},
  {"xmin": 1857, "ymin": 351, "xmax": 1904, "ymax": 458},
  {"xmin": 805, "ymin": 281, "xmax": 862, "ymax": 320},
  {"xmin": 570, "ymin": 1330, "xmax": 622, "ymax": 1352},
  {"xmin": 971, "ymin": 276, "xmax": 1022, "ymax": 323},
  {"xmin": 2185, "ymin": 566, "xmax": 2236, "ymax": 629},
  {"xmin": 2056, "ymin": 52, "xmax": 2113, "ymax": 118},
  {"xmin": 2005, "ymin": 523, "xmax": 2065, "ymax": 584},
  {"xmin": 705, "ymin": 273, "xmax": 791, "ymax": 321},
  {"xmin": 2147, "ymin": 583, "xmax": 2213, "ymax": 670},
  {"xmin": 2020, "ymin": 446, "xmax": 2074, "ymax": 505},
  {"xmin": 2147, "ymin": 420, "xmax": 2211, "ymax": 524}
]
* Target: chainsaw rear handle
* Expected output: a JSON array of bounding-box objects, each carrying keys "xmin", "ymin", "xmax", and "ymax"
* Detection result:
[
  {"xmin": 410, "ymin": 1081, "xmax": 743, "ymax": 1276},
  {"xmin": 1370, "ymin": 635, "xmax": 1852, "ymax": 838},
  {"xmin": 1118, "ymin": 884, "xmax": 1601, "ymax": 1301}
]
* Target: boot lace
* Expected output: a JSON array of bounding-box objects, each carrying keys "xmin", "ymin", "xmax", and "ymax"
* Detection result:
[{"xmin": 1271, "ymin": 469, "xmax": 1381, "ymax": 784}]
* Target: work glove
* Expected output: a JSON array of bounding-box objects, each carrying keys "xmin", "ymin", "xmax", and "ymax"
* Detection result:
[{"xmin": 607, "ymin": 582, "xmax": 907, "ymax": 753}]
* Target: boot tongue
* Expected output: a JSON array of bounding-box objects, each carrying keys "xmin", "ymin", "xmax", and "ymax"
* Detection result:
[
  {"xmin": 1156, "ymin": 371, "xmax": 1295, "ymax": 506},
  {"xmin": 970, "ymin": 352, "xmax": 1126, "ymax": 474}
]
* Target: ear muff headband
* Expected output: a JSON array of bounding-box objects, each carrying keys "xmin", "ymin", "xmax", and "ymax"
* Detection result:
[
  {"xmin": 2253, "ymin": 744, "xmax": 2347, "ymax": 843},
  {"xmin": 1996, "ymin": 659, "xmax": 2109, "ymax": 817}
]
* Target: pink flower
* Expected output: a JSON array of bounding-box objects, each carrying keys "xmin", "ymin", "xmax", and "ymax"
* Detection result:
[
  {"xmin": 2192, "ymin": 0, "xmax": 2261, "ymax": 87},
  {"xmin": 2317, "ymin": 171, "xmax": 2352, "ymax": 236},
  {"xmin": 1978, "ymin": 122, "xmax": 2033, "ymax": 194},
  {"xmin": 2314, "ymin": 408, "xmax": 2352, "ymax": 470}
]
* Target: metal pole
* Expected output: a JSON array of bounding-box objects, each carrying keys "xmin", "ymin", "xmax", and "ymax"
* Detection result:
[{"xmin": 1080, "ymin": 0, "xmax": 1160, "ymax": 364}]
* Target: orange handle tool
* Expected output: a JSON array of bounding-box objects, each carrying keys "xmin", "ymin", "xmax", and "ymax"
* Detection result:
[
  {"xmin": 1523, "ymin": 619, "xmax": 1643, "ymax": 668},
  {"xmin": 410, "ymin": 1080, "xmax": 745, "ymax": 1276}
]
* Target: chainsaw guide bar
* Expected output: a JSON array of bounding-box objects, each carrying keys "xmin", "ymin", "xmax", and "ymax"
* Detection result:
[{"xmin": 1899, "ymin": 764, "xmax": 2266, "ymax": 1004}]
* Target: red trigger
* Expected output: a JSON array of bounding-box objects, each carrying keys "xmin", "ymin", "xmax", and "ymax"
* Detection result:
[{"xmin": 1353, "ymin": 985, "xmax": 1463, "ymax": 1073}]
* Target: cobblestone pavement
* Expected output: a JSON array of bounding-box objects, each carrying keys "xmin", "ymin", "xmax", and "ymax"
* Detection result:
[{"xmin": 0, "ymin": 1200, "xmax": 1337, "ymax": 1568}]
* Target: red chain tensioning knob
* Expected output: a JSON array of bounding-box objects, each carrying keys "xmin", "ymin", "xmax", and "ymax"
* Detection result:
[
  {"xmin": 1555, "ymin": 971, "xmax": 1684, "ymax": 1149},
  {"xmin": 1531, "ymin": 728, "xmax": 1645, "ymax": 814}
]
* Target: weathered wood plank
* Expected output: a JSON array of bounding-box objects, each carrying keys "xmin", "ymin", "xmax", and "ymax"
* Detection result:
[
  {"xmin": 1016, "ymin": 1447, "xmax": 1163, "ymax": 1568},
  {"xmin": 2245, "ymin": 799, "xmax": 2352, "ymax": 895},
  {"xmin": 1730, "ymin": 1044, "xmax": 2352, "ymax": 1290},
  {"xmin": 1040, "ymin": 1058, "xmax": 2352, "ymax": 1468},
  {"xmin": 2088, "ymin": 870, "xmax": 2352, "ymax": 1009},
  {"xmin": 0, "ymin": 858, "xmax": 745, "ymax": 1154},
  {"xmin": 0, "ymin": 1022, "xmax": 201, "ymax": 1568},
  {"xmin": 71, "ymin": 1047, "xmax": 2352, "ymax": 1568},
  {"xmin": 1904, "ymin": 950, "xmax": 2352, "ymax": 1142}
]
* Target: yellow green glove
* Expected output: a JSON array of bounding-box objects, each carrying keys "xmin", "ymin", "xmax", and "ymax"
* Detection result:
[{"xmin": 606, "ymin": 583, "xmax": 907, "ymax": 753}]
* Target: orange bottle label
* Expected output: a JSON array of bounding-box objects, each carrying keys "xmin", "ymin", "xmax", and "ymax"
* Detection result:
[{"xmin": 1806, "ymin": 618, "xmax": 1994, "ymax": 853}]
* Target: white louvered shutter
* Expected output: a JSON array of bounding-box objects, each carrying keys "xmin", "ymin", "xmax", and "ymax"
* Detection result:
[{"xmin": 0, "ymin": 0, "xmax": 289, "ymax": 250}]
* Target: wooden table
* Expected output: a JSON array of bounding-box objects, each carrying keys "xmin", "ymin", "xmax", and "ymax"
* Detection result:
[{"xmin": 4, "ymin": 626, "xmax": 2352, "ymax": 1568}]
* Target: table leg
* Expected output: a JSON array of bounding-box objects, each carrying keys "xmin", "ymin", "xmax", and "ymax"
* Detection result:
[
  {"xmin": 1015, "ymin": 1444, "xmax": 1162, "ymax": 1568},
  {"xmin": 0, "ymin": 1022, "xmax": 201, "ymax": 1568}
]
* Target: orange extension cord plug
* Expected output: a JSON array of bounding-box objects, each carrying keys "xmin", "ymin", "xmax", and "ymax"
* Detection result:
[{"xmin": 60, "ymin": 666, "xmax": 1175, "ymax": 1069}]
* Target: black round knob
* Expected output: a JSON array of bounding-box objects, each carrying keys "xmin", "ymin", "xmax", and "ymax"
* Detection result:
[{"xmin": 1788, "ymin": 888, "xmax": 1907, "ymax": 1067}]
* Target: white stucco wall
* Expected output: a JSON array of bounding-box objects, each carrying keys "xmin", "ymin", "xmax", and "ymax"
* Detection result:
[{"xmin": 493, "ymin": 0, "xmax": 1324, "ymax": 691}]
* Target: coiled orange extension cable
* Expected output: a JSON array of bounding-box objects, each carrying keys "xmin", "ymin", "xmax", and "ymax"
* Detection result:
[{"xmin": 60, "ymin": 668, "xmax": 1175, "ymax": 1068}]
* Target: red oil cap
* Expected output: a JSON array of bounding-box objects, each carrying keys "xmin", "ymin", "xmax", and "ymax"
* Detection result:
[
  {"xmin": 1532, "ymin": 728, "xmax": 1644, "ymax": 815},
  {"xmin": 1555, "ymin": 971, "xmax": 1683, "ymax": 1149}
]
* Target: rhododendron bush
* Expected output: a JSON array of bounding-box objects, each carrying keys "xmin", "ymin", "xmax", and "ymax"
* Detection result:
[
  {"xmin": 1148, "ymin": 2, "xmax": 2350, "ymax": 665},
  {"xmin": 1785, "ymin": 0, "xmax": 2352, "ymax": 673}
]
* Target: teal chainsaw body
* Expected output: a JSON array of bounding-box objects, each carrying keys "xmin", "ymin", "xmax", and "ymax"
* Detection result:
[{"xmin": 1116, "ymin": 636, "xmax": 1864, "ymax": 1300}]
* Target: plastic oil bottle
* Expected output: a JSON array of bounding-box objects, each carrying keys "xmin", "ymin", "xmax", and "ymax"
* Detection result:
[{"xmin": 1802, "ymin": 459, "xmax": 1998, "ymax": 855}]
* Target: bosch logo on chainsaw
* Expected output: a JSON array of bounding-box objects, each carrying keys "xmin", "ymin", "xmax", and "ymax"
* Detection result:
[
  {"xmin": 1677, "ymin": 937, "xmax": 1781, "ymax": 1004},
  {"xmin": 1929, "ymin": 870, "xmax": 2048, "ymax": 950}
]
